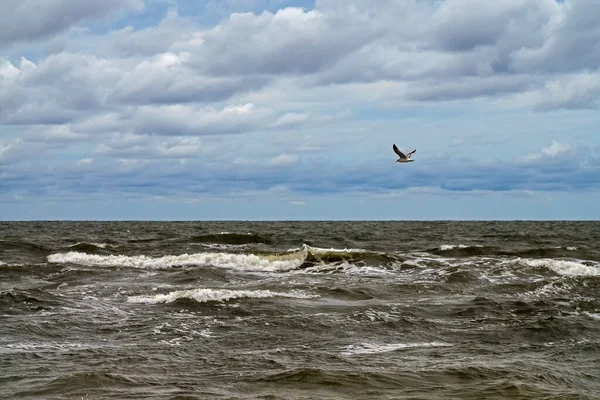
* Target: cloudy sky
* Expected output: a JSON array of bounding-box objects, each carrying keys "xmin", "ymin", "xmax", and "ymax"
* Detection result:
[{"xmin": 1, "ymin": 0, "xmax": 599, "ymax": 220}]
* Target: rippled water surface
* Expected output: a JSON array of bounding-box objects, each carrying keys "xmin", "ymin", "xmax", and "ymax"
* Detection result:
[{"xmin": 1, "ymin": 221, "xmax": 599, "ymax": 399}]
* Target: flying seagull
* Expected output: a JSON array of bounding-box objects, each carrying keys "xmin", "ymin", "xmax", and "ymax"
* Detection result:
[{"xmin": 393, "ymin": 144, "xmax": 416, "ymax": 163}]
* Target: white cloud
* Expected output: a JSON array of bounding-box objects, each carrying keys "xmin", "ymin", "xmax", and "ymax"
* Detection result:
[
  {"xmin": 273, "ymin": 112, "xmax": 309, "ymax": 127},
  {"xmin": 269, "ymin": 154, "xmax": 299, "ymax": 166},
  {"xmin": 0, "ymin": 60, "xmax": 20, "ymax": 80},
  {"xmin": 77, "ymin": 158, "xmax": 94, "ymax": 166},
  {"xmin": 522, "ymin": 140, "xmax": 573, "ymax": 162},
  {"xmin": 96, "ymin": 135, "xmax": 203, "ymax": 159},
  {"xmin": 516, "ymin": 71, "xmax": 600, "ymax": 111}
]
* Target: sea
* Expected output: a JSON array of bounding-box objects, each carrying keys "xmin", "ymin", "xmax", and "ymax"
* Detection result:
[{"xmin": 1, "ymin": 221, "xmax": 599, "ymax": 399}]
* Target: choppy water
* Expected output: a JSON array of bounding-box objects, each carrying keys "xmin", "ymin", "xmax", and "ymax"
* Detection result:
[{"xmin": 1, "ymin": 221, "xmax": 599, "ymax": 399}]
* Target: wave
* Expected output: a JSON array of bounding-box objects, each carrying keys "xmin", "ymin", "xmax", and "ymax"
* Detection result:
[
  {"xmin": 301, "ymin": 245, "xmax": 395, "ymax": 265},
  {"xmin": 190, "ymin": 232, "xmax": 273, "ymax": 245},
  {"xmin": 520, "ymin": 258, "xmax": 600, "ymax": 277},
  {"xmin": 341, "ymin": 342, "xmax": 452, "ymax": 356},
  {"xmin": 0, "ymin": 288, "xmax": 61, "ymax": 313},
  {"xmin": 0, "ymin": 240, "xmax": 49, "ymax": 254},
  {"xmin": 46, "ymin": 245, "xmax": 600, "ymax": 279},
  {"xmin": 47, "ymin": 249, "xmax": 307, "ymax": 272},
  {"xmin": 2, "ymin": 342, "xmax": 90, "ymax": 353},
  {"xmin": 433, "ymin": 244, "xmax": 594, "ymax": 259},
  {"xmin": 68, "ymin": 242, "xmax": 111, "ymax": 254},
  {"xmin": 70, "ymin": 242, "xmax": 109, "ymax": 249},
  {"xmin": 127, "ymin": 288, "xmax": 315, "ymax": 304},
  {"xmin": 46, "ymin": 244, "xmax": 396, "ymax": 272},
  {"xmin": 439, "ymin": 244, "xmax": 483, "ymax": 251},
  {"xmin": 300, "ymin": 262, "xmax": 393, "ymax": 276}
]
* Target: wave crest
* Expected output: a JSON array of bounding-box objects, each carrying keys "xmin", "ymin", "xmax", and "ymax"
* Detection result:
[
  {"xmin": 521, "ymin": 258, "xmax": 600, "ymax": 277},
  {"xmin": 47, "ymin": 249, "xmax": 306, "ymax": 272},
  {"xmin": 127, "ymin": 288, "xmax": 315, "ymax": 304}
]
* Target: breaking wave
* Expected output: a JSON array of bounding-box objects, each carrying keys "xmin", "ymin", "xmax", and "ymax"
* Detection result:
[
  {"xmin": 520, "ymin": 258, "xmax": 600, "ymax": 277},
  {"xmin": 127, "ymin": 288, "xmax": 315, "ymax": 304},
  {"xmin": 45, "ymin": 245, "xmax": 600, "ymax": 279},
  {"xmin": 47, "ymin": 249, "xmax": 307, "ymax": 272},
  {"xmin": 46, "ymin": 245, "xmax": 395, "ymax": 272}
]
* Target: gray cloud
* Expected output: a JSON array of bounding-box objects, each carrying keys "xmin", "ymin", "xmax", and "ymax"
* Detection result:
[
  {"xmin": 0, "ymin": 0, "xmax": 143, "ymax": 47},
  {"xmin": 1, "ymin": 0, "xmax": 600, "ymax": 213},
  {"xmin": 3, "ymin": 136, "xmax": 598, "ymax": 202},
  {"xmin": 73, "ymin": 103, "xmax": 299, "ymax": 136},
  {"xmin": 510, "ymin": 0, "xmax": 600, "ymax": 73}
]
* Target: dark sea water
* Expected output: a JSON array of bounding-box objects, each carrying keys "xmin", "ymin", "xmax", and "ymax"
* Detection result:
[{"xmin": 1, "ymin": 221, "xmax": 599, "ymax": 399}]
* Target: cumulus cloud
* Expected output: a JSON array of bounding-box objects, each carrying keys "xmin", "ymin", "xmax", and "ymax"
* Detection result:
[
  {"xmin": 110, "ymin": 52, "xmax": 268, "ymax": 105},
  {"xmin": 192, "ymin": 6, "xmax": 378, "ymax": 76}
]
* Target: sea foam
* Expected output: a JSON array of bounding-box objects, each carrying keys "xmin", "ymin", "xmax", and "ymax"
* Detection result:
[
  {"xmin": 127, "ymin": 288, "xmax": 315, "ymax": 304},
  {"xmin": 439, "ymin": 244, "xmax": 483, "ymax": 251},
  {"xmin": 341, "ymin": 342, "xmax": 452, "ymax": 356},
  {"xmin": 47, "ymin": 249, "xmax": 306, "ymax": 272},
  {"xmin": 522, "ymin": 258, "xmax": 600, "ymax": 277}
]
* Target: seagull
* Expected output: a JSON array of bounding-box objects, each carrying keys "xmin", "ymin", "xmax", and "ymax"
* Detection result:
[{"xmin": 393, "ymin": 144, "xmax": 416, "ymax": 163}]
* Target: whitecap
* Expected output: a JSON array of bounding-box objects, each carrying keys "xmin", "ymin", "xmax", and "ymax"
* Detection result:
[
  {"xmin": 47, "ymin": 249, "xmax": 306, "ymax": 272},
  {"xmin": 127, "ymin": 288, "xmax": 316, "ymax": 304},
  {"xmin": 70, "ymin": 242, "xmax": 109, "ymax": 248},
  {"xmin": 286, "ymin": 244, "xmax": 375, "ymax": 254},
  {"xmin": 439, "ymin": 244, "xmax": 482, "ymax": 251},
  {"xmin": 299, "ymin": 262, "xmax": 392, "ymax": 276},
  {"xmin": 521, "ymin": 258, "xmax": 600, "ymax": 277},
  {"xmin": 341, "ymin": 342, "xmax": 452, "ymax": 356}
]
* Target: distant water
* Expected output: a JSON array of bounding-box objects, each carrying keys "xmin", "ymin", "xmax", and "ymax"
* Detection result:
[{"xmin": 1, "ymin": 221, "xmax": 599, "ymax": 399}]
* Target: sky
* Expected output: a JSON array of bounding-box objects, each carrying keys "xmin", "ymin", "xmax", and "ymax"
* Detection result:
[{"xmin": 1, "ymin": 0, "xmax": 599, "ymax": 221}]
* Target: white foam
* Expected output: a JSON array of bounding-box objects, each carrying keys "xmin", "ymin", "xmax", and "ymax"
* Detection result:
[
  {"xmin": 0, "ymin": 260, "xmax": 24, "ymax": 267},
  {"xmin": 127, "ymin": 288, "xmax": 316, "ymax": 304},
  {"xmin": 47, "ymin": 249, "xmax": 306, "ymax": 272},
  {"xmin": 303, "ymin": 245, "xmax": 370, "ymax": 254},
  {"xmin": 522, "ymin": 258, "xmax": 600, "ymax": 277},
  {"xmin": 439, "ymin": 244, "xmax": 482, "ymax": 251},
  {"xmin": 341, "ymin": 342, "xmax": 452, "ymax": 356},
  {"xmin": 70, "ymin": 242, "xmax": 109, "ymax": 248},
  {"xmin": 0, "ymin": 341, "xmax": 101, "ymax": 354},
  {"xmin": 300, "ymin": 262, "xmax": 392, "ymax": 276},
  {"xmin": 584, "ymin": 312, "xmax": 600, "ymax": 320},
  {"xmin": 200, "ymin": 243, "xmax": 250, "ymax": 251}
]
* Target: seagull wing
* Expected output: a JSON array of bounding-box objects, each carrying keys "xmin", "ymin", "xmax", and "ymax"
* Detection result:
[
  {"xmin": 406, "ymin": 149, "xmax": 416, "ymax": 158},
  {"xmin": 393, "ymin": 144, "xmax": 406, "ymax": 158}
]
